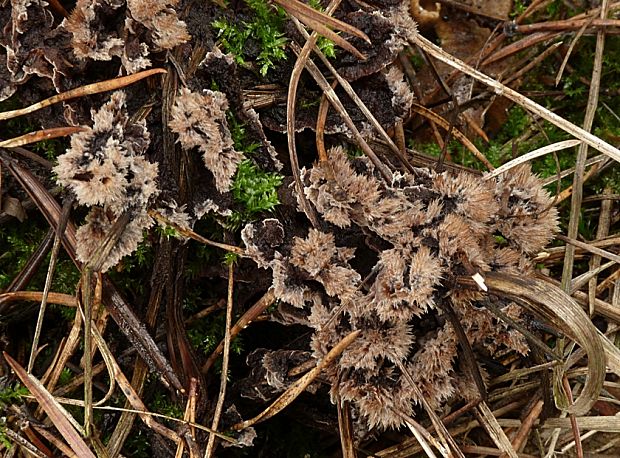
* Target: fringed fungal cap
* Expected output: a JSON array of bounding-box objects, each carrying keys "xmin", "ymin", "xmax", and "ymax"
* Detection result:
[
  {"xmin": 65, "ymin": 0, "xmax": 124, "ymax": 62},
  {"xmin": 75, "ymin": 207, "xmax": 153, "ymax": 271},
  {"xmin": 54, "ymin": 91, "xmax": 159, "ymax": 271},
  {"xmin": 168, "ymin": 87, "xmax": 244, "ymax": 193},
  {"xmin": 126, "ymin": 0, "xmax": 190, "ymax": 50},
  {"xmin": 54, "ymin": 91, "xmax": 157, "ymax": 212},
  {"xmin": 494, "ymin": 164, "xmax": 559, "ymax": 253}
]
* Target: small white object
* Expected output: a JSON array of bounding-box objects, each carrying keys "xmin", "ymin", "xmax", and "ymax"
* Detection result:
[{"xmin": 472, "ymin": 273, "xmax": 488, "ymax": 292}]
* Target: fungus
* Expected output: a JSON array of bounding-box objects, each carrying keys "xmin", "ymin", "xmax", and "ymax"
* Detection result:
[
  {"xmin": 242, "ymin": 143, "xmax": 558, "ymax": 431},
  {"xmin": 54, "ymin": 91, "xmax": 159, "ymax": 271},
  {"xmin": 168, "ymin": 87, "xmax": 244, "ymax": 193},
  {"xmin": 65, "ymin": 0, "xmax": 188, "ymax": 73},
  {"xmin": 126, "ymin": 0, "xmax": 190, "ymax": 50}
]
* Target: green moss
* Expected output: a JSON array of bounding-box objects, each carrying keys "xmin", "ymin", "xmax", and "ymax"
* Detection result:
[
  {"xmin": 308, "ymin": 0, "xmax": 337, "ymax": 58},
  {"xmin": 0, "ymin": 383, "xmax": 28, "ymax": 406},
  {"xmin": 227, "ymin": 159, "xmax": 283, "ymax": 230},
  {"xmin": 122, "ymin": 428, "xmax": 150, "ymax": 457},
  {"xmin": 0, "ymin": 383, "xmax": 29, "ymax": 449},
  {"xmin": 510, "ymin": 0, "xmax": 527, "ymax": 18},
  {"xmin": 213, "ymin": 0, "xmax": 288, "ymax": 76},
  {"xmin": 187, "ymin": 311, "xmax": 244, "ymax": 357},
  {"xmin": 149, "ymin": 392, "xmax": 183, "ymax": 420},
  {"xmin": 228, "ymin": 113, "xmax": 261, "ymax": 154}
]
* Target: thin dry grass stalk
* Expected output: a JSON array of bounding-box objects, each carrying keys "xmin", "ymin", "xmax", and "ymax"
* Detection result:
[
  {"xmin": 28, "ymin": 199, "xmax": 73, "ymax": 373},
  {"xmin": 233, "ymin": 329, "xmax": 360, "ymax": 430},
  {"xmin": 561, "ymin": 0, "xmax": 610, "ymax": 291},
  {"xmin": 409, "ymin": 32, "xmax": 620, "ymax": 163},
  {"xmin": 476, "ymin": 401, "xmax": 519, "ymax": 458},
  {"xmin": 205, "ymin": 263, "xmax": 235, "ymax": 458},
  {"xmin": 0, "ymin": 291, "xmax": 77, "ymax": 307},
  {"xmin": 483, "ymin": 140, "xmax": 581, "ymax": 180},
  {"xmin": 202, "ymin": 289, "xmax": 275, "ymax": 374}
]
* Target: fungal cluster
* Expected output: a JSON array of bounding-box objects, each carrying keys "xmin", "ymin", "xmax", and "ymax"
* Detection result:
[
  {"xmin": 54, "ymin": 91, "xmax": 158, "ymax": 271},
  {"xmin": 66, "ymin": 0, "xmax": 189, "ymax": 73},
  {"xmin": 242, "ymin": 146, "xmax": 558, "ymax": 430}
]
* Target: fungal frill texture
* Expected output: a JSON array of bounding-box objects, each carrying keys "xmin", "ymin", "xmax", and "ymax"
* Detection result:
[
  {"xmin": 65, "ymin": 0, "xmax": 189, "ymax": 73},
  {"xmin": 54, "ymin": 91, "xmax": 158, "ymax": 271},
  {"xmin": 243, "ymin": 145, "xmax": 558, "ymax": 430},
  {"xmin": 168, "ymin": 87, "xmax": 244, "ymax": 193}
]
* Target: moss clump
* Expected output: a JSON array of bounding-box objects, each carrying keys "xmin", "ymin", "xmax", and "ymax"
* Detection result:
[
  {"xmin": 212, "ymin": 0, "xmax": 288, "ymax": 76},
  {"xmin": 227, "ymin": 159, "xmax": 283, "ymax": 230}
]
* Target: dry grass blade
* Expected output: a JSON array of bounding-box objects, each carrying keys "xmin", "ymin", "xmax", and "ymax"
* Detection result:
[
  {"xmin": 233, "ymin": 329, "xmax": 360, "ymax": 430},
  {"xmin": 336, "ymin": 399, "xmax": 356, "ymax": 458},
  {"xmin": 597, "ymin": 329, "xmax": 620, "ymax": 377},
  {"xmin": 202, "ymin": 289, "xmax": 275, "ymax": 374},
  {"xmin": 476, "ymin": 401, "xmax": 519, "ymax": 458},
  {"xmin": 175, "ymin": 378, "xmax": 198, "ymax": 458},
  {"xmin": 410, "ymin": 33, "xmax": 620, "ymax": 163},
  {"xmin": 205, "ymin": 263, "xmax": 235, "ymax": 458},
  {"xmin": 0, "ymin": 68, "xmax": 167, "ymax": 121},
  {"xmin": 28, "ymin": 198, "xmax": 73, "ymax": 373},
  {"xmin": 31, "ymin": 424, "xmax": 79, "ymax": 458},
  {"xmin": 4, "ymin": 352, "xmax": 97, "ymax": 458},
  {"xmin": 561, "ymin": 0, "xmax": 609, "ymax": 292},
  {"xmin": 588, "ymin": 188, "xmax": 613, "ymax": 314},
  {"xmin": 411, "ymin": 103, "xmax": 494, "ymax": 170},
  {"xmin": 0, "ymin": 127, "xmax": 87, "ymax": 148},
  {"xmin": 543, "ymin": 416, "xmax": 620, "ymax": 432},
  {"xmin": 483, "ymin": 140, "xmax": 581, "ymax": 180},
  {"xmin": 81, "ymin": 213, "xmax": 132, "ymax": 435},
  {"xmin": 477, "ymin": 273, "xmax": 606, "ymax": 415},
  {"xmin": 2, "ymin": 428, "xmax": 48, "ymax": 458},
  {"xmin": 558, "ymin": 235, "xmax": 620, "ymax": 265},
  {"xmin": 555, "ymin": 17, "xmax": 592, "ymax": 86},
  {"xmin": 273, "ymin": 0, "xmax": 368, "ymax": 59},
  {"xmin": 502, "ymin": 399, "xmax": 544, "ymax": 457},
  {"xmin": 397, "ymin": 414, "xmax": 441, "ymax": 458}
]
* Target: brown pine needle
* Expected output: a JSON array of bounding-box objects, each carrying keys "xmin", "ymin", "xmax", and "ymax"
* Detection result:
[
  {"xmin": 0, "ymin": 68, "xmax": 167, "ymax": 121},
  {"xmin": 0, "ymin": 127, "xmax": 87, "ymax": 148}
]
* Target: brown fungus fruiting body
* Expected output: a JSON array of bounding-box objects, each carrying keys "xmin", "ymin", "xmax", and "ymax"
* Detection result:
[
  {"xmin": 242, "ymin": 146, "xmax": 557, "ymax": 431},
  {"xmin": 54, "ymin": 90, "xmax": 159, "ymax": 271},
  {"xmin": 65, "ymin": 0, "xmax": 188, "ymax": 73},
  {"xmin": 168, "ymin": 87, "xmax": 244, "ymax": 193}
]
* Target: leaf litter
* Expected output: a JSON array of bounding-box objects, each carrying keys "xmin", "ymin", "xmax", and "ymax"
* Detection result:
[{"xmin": 0, "ymin": 0, "xmax": 619, "ymax": 456}]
